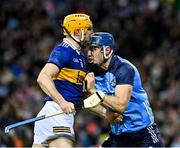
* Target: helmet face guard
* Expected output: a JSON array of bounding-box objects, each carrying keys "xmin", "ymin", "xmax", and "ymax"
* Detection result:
[{"xmin": 90, "ymin": 32, "xmax": 115, "ymax": 59}]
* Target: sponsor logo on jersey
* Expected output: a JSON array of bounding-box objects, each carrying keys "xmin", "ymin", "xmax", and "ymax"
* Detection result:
[
  {"xmin": 73, "ymin": 58, "xmax": 84, "ymax": 68},
  {"xmin": 73, "ymin": 58, "xmax": 79, "ymax": 63}
]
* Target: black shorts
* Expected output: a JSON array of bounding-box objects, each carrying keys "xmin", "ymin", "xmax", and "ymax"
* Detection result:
[{"xmin": 101, "ymin": 123, "xmax": 164, "ymax": 147}]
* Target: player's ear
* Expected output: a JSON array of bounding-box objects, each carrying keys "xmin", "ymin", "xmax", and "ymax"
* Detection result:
[
  {"xmin": 74, "ymin": 29, "xmax": 81, "ymax": 36},
  {"xmin": 105, "ymin": 47, "xmax": 111, "ymax": 56},
  {"xmin": 74, "ymin": 29, "xmax": 82, "ymax": 41}
]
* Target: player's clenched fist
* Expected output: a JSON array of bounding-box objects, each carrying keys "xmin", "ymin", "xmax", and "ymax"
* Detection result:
[
  {"xmin": 59, "ymin": 100, "xmax": 75, "ymax": 114},
  {"xmin": 106, "ymin": 111, "xmax": 123, "ymax": 124},
  {"xmin": 84, "ymin": 72, "xmax": 96, "ymax": 94}
]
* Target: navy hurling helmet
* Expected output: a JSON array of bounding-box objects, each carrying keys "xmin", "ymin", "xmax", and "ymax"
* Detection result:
[{"xmin": 90, "ymin": 32, "xmax": 115, "ymax": 59}]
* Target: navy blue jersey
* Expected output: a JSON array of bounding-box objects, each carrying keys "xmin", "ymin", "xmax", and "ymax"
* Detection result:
[
  {"xmin": 95, "ymin": 55, "xmax": 154, "ymax": 134},
  {"xmin": 45, "ymin": 38, "xmax": 87, "ymax": 104}
]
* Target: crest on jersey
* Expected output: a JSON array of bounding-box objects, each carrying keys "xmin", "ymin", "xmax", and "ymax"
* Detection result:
[{"xmin": 110, "ymin": 81, "xmax": 116, "ymax": 87}]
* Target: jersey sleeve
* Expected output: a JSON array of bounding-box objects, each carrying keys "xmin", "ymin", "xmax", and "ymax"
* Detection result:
[
  {"xmin": 116, "ymin": 63, "xmax": 135, "ymax": 85},
  {"xmin": 47, "ymin": 46, "xmax": 69, "ymax": 69}
]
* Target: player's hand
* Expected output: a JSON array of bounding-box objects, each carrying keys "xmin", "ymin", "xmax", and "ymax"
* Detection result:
[
  {"xmin": 59, "ymin": 100, "xmax": 75, "ymax": 114},
  {"xmin": 106, "ymin": 112, "xmax": 123, "ymax": 124},
  {"xmin": 84, "ymin": 72, "xmax": 96, "ymax": 94}
]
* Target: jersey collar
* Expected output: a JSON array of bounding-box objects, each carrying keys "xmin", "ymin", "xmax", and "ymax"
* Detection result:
[
  {"xmin": 63, "ymin": 38, "xmax": 80, "ymax": 54},
  {"xmin": 108, "ymin": 54, "xmax": 116, "ymax": 69}
]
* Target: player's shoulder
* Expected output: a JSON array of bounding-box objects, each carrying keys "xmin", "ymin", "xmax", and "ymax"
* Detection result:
[
  {"xmin": 118, "ymin": 61, "xmax": 135, "ymax": 76},
  {"xmin": 53, "ymin": 41, "xmax": 71, "ymax": 51},
  {"xmin": 110, "ymin": 55, "xmax": 135, "ymax": 76},
  {"xmin": 51, "ymin": 41, "xmax": 72, "ymax": 55},
  {"xmin": 111, "ymin": 55, "xmax": 134, "ymax": 70},
  {"xmin": 48, "ymin": 42, "xmax": 70, "ymax": 60}
]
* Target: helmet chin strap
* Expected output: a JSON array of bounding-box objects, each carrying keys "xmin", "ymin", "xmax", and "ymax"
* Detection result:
[
  {"xmin": 61, "ymin": 24, "xmax": 85, "ymax": 49},
  {"xmin": 102, "ymin": 46, "xmax": 113, "ymax": 59},
  {"xmin": 71, "ymin": 30, "xmax": 84, "ymax": 42},
  {"xmin": 98, "ymin": 46, "xmax": 113, "ymax": 67}
]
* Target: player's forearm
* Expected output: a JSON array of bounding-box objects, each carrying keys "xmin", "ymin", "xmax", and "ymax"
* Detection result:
[
  {"xmin": 88, "ymin": 89, "xmax": 126, "ymax": 113},
  {"xmin": 89, "ymin": 90, "xmax": 126, "ymax": 113},
  {"xmin": 88, "ymin": 105, "xmax": 124, "ymax": 124},
  {"xmin": 88, "ymin": 105, "xmax": 107, "ymax": 119},
  {"xmin": 37, "ymin": 72, "xmax": 65, "ymax": 105},
  {"xmin": 103, "ymin": 95, "xmax": 128, "ymax": 113}
]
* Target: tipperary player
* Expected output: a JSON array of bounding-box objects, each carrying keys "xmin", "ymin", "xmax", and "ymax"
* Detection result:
[{"xmin": 32, "ymin": 14, "xmax": 93, "ymax": 147}]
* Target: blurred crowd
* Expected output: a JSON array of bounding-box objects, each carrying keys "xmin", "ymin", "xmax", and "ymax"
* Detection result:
[{"xmin": 0, "ymin": 0, "xmax": 179, "ymax": 147}]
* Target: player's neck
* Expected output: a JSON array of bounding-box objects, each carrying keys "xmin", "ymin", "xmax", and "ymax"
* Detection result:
[
  {"xmin": 66, "ymin": 36, "xmax": 81, "ymax": 50},
  {"xmin": 100, "ymin": 56, "xmax": 112, "ymax": 70}
]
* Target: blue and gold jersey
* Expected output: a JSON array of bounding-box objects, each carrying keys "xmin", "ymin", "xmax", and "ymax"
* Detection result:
[{"xmin": 45, "ymin": 38, "xmax": 87, "ymax": 104}]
